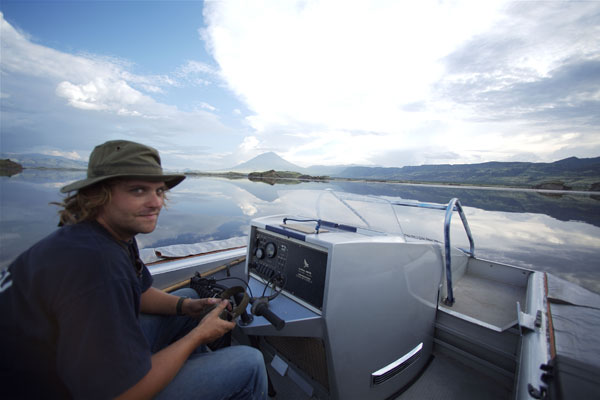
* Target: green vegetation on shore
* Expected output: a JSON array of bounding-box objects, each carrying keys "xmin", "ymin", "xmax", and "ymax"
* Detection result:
[
  {"xmin": 336, "ymin": 157, "xmax": 600, "ymax": 191},
  {"xmin": 0, "ymin": 159, "xmax": 24, "ymax": 176},
  {"xmin": 4, "ymin": 157, "xmax": 599, "ymax": 192},
  {"xmin": 184, "ymin": 171, "xmax": 248, "ymax": 179},
  {"xmin": 248, "ymin": 170, "xmax": 328, "ymax": 180}
]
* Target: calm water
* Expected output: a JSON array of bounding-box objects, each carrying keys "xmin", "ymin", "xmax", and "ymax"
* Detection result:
[{"xmin": 2, "ymin": 170, "xmax": 600, "ymax": 294}]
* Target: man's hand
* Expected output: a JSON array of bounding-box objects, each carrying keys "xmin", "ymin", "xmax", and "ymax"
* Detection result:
[
  {"xmin": 182, "ymin": 297, "xmax": 224, "ymax": 318},
  {"xmin": 140, "ymin": 287, "xmax": 233, "ymax": 317},
  {"xmin": 191, "ymin": 300, "xmax": 236, "ymax": 344}
]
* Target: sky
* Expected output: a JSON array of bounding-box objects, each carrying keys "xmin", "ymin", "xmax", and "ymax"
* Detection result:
[{"xmin": 1, "ymin": 0, "xmax": 599, "ymax": 171}]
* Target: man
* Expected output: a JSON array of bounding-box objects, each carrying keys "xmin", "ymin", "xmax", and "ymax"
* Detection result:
[{"xmin": 0, "ymin": 140, "xmax": 267, "ymax": 399}]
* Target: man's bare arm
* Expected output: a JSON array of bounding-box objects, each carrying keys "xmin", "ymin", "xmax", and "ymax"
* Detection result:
[
  {"xmin": 140, "ymin": 287, "xmax": 221, "ymax": 317},
  {"xmin": 115, "ymin": 301, "xmax": 235, "ymax": 400}
]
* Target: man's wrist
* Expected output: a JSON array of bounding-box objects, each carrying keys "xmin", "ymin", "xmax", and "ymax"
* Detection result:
[{"xmin": 176, "ymin": 296, "xmax": 189, "ymax": 316}]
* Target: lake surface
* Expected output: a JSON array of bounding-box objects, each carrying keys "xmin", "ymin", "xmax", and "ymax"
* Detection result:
[{"xmin": 2, "ymin": 170, "xmax": 600, "ymax": 294}]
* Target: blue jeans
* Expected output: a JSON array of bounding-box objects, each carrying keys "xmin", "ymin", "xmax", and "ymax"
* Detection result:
[{"xmin": 140, "ymin": 288, "xmax": 268, "ymax": 400}]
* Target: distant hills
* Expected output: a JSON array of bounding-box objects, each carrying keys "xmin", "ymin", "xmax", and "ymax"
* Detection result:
[
  {"xmin": 225, "ymin": 152, "xmax": 352, "ymax": 175},
  {"xmin": 1, "ymin": 153, "xmax": 87, "ymax": 169},
  {"xmin": 336, "ymin": 157, "xmax": 600, "ymax": 190},
  {"xmin": 3, "ymin": 151, "xmax": 599, "ymax": 191},
  {"xmin": 226, "ymin": 153, "xmax": 600, "ymax": 191},
  {"xmin": 226, "ymin": 152, "xmax": 304, "ymax": 173},
  {"xmin": 0, "ymin": 159, "xmax": 23, "ymax": 176}
]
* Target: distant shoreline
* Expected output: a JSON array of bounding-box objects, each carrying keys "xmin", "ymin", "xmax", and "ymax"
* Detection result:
[
  {"xmin": 185, "ymin": 170, "xmax": 600, "ymax": 194},
  {"xmin": 3, "ymin": 166, "xmax": 600, "ymax": 194}
]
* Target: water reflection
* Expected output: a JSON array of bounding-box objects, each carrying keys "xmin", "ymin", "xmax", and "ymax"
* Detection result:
[{"xmin": 1, "ymin": 172, "xmax": 599, "ymax": 294}]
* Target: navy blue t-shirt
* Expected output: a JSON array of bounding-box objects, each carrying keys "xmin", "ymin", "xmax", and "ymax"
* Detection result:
[{"xmin": 0, "ymin": 221, "xmax": 153, "ymax": 399}]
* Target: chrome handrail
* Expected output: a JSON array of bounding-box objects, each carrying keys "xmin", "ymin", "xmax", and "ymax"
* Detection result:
[{"xmin": 391, "ymin": 198, "xmax": 475, "ymax": 306}]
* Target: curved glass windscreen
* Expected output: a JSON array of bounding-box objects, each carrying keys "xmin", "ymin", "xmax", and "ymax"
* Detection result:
[{"xmin": 276, "ymin": 189, "xmax": 405, "ymax": 236}]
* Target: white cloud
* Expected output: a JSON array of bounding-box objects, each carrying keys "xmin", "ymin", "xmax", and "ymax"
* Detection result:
[
  {"xmin": 2, "ymin": 2, "xmax": 598, "ymax": 170},
  {"xmin": 2, "ymin": 14, "xmax": 169, "ymax": 117},
  {"xmin": 203, "ymin": 1, "xmax": 504, "ymax": 133},
  {"xmin": 56, "ymin": 78, "xmax": 142, "ymax": 111},
  {"xmin": 199, "ymin": 102, "xmax": 217, "ymax": 112},
  {"xmin": 177, "ymin": 60, "xmax": 218, "ymax": 76},
  {"xmin": 174, "ymin": 60, "xmax": 217, "ymax": 86},
  {"xmin": 203, "ymin": 0, "xmax": 600, "ymax": 166},
  {"xmin": 43, "ymin": 150, "xmax": 83, "ymax": 160},
  {"xmin": 0, "ymin": 12, "xmax": 240, "ymax": 170},
  {"xmin": 238, "ymin": 135, "xmax": 260, "ymax": 152}
]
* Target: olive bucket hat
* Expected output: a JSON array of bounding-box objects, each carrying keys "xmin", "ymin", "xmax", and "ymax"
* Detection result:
[{"xmin": 60, "ymin": 140, "xmax": 186, "ymax": 193}]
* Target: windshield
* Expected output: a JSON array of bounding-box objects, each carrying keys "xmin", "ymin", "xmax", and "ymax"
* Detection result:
[{"xmin": 276, "ymin": 190, "xmax": 404, "ymax": 235}]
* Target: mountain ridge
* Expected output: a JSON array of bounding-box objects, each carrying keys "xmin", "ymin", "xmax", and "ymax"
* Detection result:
[
  {"xmin": 334, "ymin": 157, "xmax": 600, "ymax": 190},
  {"xmin": 4, "ymin": 151, "xmax": 599, "ymax": 190},
  {"xmin": 1, "ymin": 152, "xmax": 87, "ymax": 169},
  {"xmin": 225, "ymin": 152, "xmax": 304, "ymax": 173}
]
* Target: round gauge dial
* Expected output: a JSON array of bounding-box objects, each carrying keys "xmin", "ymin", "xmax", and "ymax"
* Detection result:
[
  {"xmin": 265, "ymin": 242, "xmax": 277, "ymax": 258},
  {"xmin": 255, "ymin": 247, "xmax": 264, "ymax": 259}
]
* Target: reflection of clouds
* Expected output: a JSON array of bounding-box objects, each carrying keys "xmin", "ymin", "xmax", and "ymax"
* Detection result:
[
  {"xmin": 229, "ymin": 186, "xmax": 262, "ymax": 216},
  {"xmin": 397, "ymin": 204, "xmax": 600, "ymax": 251},
  {"xmin": 138, "ymin": 178, "xmax": 287, "ymax": 248},
  {"xmin": 43, "ymin": 182, "xmax": 72, "ymax": 189},
  {"xmin": 174, "ymin": 181, "xmax": 270, "ymax": 217},
  {"xmin": 0, "ymin": 233, "xmax": 21, "ymax": 241},
  {"xmin": 392, "ymin": 203, "xmax": 600, "ymax": 294},
  {"xmin": 466, "ymin": 208, "xmax": 600, "ymax": 250},
  {"xmin": 4, "ymin": 174, "xmax": 600, "ymax": 294},
  {"xmin": 461, "ymin": 207, "xmax": 600, "ymax": 294},
  {"xmin": 239, "ymin": 202, "xmax": 258, "ymax": 216},
  {"xmin": 175, "ymin": 187, "xmax": 229, "ymax": 198},
  {"xmin": 559, "ymin": 272, "xmax": 600, "ymax": 295}
]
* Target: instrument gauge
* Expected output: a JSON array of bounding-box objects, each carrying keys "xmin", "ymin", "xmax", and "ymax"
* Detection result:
[
  {"xmin": 265, "ymin": 242, "xmax": 277, "ymax": 258},
  {"xmin": 255, "ymin": 247, "xmax": 265, "ymax": 259}
]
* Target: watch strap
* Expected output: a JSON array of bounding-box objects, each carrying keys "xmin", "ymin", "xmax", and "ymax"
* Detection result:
[{"xmin": 176, "ymin": 296, "xmax": 188, "ymax": 316}]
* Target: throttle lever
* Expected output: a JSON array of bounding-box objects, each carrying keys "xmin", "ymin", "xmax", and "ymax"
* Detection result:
[{"xmin": 251, "ymin": 297, "xmax": 285, "ymax": 331}]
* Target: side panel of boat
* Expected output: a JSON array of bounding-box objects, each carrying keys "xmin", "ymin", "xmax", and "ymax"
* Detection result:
[
  {"xmin": 323, "ymin": 241, "xmax": 443, "ymax": 399},
  {"xmin": 149, "ymin": 248, "xmax": 247, "ymax": 290},
  {"xmin": 515, "ymin": 271, "xmax": 551, "ymax": 399}
]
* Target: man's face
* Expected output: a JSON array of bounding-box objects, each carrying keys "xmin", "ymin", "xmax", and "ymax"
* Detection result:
[{"xmin": 96, "ymin": 180, "xmax": 168, "ymax": 242}]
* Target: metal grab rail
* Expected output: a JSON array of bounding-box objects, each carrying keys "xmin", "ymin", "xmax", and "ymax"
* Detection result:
[{"xmin": 391, "ymin": 198, "xmax": 475, "ymax": 306}]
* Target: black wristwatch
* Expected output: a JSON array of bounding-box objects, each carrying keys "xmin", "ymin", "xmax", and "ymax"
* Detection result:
[{"xmin": 176, "ymin": 296, "xmax": 189, "ymax": 316}]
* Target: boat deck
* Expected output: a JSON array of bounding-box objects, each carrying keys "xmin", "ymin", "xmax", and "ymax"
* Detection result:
[
  {"xmin": 438, "ymin": 273, "xmax": 526, "ymax": 331},
  {"xmin": 397, "ymin": 349, "xmax": 511, "ymax": 400},
  {"xmin": 265, "ymin": 348, "xmax": 511, "ymax": 400}
]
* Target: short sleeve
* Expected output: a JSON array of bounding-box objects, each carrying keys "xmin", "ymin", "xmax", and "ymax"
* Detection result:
[{"xmin": 141, "ymin": 263, "xmax": 153, "ymax": 292}]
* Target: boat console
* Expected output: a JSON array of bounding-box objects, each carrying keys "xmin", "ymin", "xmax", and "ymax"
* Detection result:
[
  {"xmin": 239, "ymin": 213, "xmax": 443, "ymax": 400},
  {"xmin": 151, "ymin": 190, "xmax": 600, "ymax": 399}
]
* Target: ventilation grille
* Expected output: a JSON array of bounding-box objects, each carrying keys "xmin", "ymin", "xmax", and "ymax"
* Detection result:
[{"xmin": 265, "ymin": 336, "xmax": 329, "ymax": 391}]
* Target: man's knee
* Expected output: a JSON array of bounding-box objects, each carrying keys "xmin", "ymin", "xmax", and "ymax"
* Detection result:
[
  {"xmin": 232, "ymin": 346, "xmax": 267, "ymax": 399},
  {"xmin": 231, "ymin": 345, "xmax": 265, "ymax": 370}
]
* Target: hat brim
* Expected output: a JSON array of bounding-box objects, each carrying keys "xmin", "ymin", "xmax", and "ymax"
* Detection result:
[{"xmin": 60, "ymin": 173, "xmax": 186, "ymax": 193}]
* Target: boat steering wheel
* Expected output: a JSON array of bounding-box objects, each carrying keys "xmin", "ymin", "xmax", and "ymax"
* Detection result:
[{"xmin": 218, "ymin": 286, "xmax": 249, "ymax": 320}]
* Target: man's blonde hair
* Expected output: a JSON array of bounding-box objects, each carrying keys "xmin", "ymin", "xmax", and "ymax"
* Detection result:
[{"xmin": 54, "ymin": 181, "xmax": 113, "ymax": 226}]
